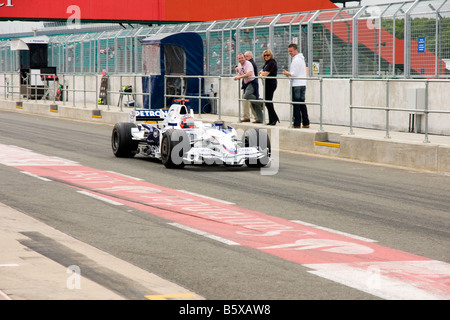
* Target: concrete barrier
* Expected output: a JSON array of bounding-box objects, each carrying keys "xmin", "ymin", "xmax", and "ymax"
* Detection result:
[{"xmin": 339, "ymin": 135, "xmax": 439, "ymax": 171}]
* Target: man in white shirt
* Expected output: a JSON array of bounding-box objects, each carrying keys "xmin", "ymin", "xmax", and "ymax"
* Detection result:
[{"xmin": 283, "ymin": 43, "xmax": 309, "ymax": 128}]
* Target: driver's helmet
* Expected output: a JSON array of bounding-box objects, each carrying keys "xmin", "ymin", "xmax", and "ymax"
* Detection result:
[{"xmin": 180, "ymin": 115, "xmax": 194, "ymax": 129}]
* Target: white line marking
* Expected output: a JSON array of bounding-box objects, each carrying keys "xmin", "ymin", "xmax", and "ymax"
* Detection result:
[
  {"xmin": 305, "ymin": 260, "xmax": 450, "ymax": 300},
  {"xmin": 291, "ymin": 220, "xmax": 378, "ymax": 243},
  {"xmin": 168, "ymin": 222, "xmax": 240, "ymax": 246},
  {"xmin": 106, "ymin": 171, "xmax": 144, "ymax": 181},
  {"xmin": 77, "ymin": 190, "xmax": 124, "ymax": 206},
  {"xmin": 20, "ymin": 171, "xmax": 52, "ymax": 182},
  {"xmin": 177, "ymin": 190, "xmax": 235, "ymax": 205},
  {"xmin": 0, "ymin": 264, "xmax": 19, "ymax": 267},
  {"xmin": 0, "ymin": 289, "xmax": 13, "ymax": 300}
]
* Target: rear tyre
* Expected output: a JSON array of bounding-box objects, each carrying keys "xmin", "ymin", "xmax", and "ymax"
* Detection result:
[
  {"xmin": 111, "ymin": 123, "xmax": 138, "ymax": 158},
  {"xmin": 243, "ymin": 128, "xmax": 271, "ymax": 168},
  {"xmin": 161, "ymin": 129, "xmax": 190, "ymax": 169}
]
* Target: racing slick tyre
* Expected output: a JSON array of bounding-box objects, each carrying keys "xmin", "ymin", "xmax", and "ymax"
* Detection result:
[
  {"xmin": 243, "ymin": 128, "xmax": 271, "ymax": 168},
  {"xmin": 161, "ymin": 129, "xmax": 190, "ymax": 169},
  {"xmin": 111, "ymin": 122, "xmax": 139, "ymax": 158}
]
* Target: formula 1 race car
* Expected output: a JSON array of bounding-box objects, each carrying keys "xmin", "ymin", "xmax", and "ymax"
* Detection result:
[{"xmin": 111, "ymin": 100, "xmax": 271, "ymax": 169}]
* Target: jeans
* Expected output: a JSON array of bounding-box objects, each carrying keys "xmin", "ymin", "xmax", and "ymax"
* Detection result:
[{"xmin": 292, "ymin": 86, "xmax": 309, "ymax": 127}]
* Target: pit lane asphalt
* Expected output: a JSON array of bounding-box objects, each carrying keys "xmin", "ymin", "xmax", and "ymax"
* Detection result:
[{"xmin": 0, "ymin": 110, "xmax": 449, "ymax": 300}]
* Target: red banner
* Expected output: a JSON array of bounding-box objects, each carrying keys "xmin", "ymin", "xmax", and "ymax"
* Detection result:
[{"xmin": 0, "ymin": 0, "xmax": 336, "ymax": 23}]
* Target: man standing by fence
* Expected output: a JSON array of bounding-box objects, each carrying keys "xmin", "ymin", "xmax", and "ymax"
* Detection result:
[
  {"xmin": 234, "ymin": 53, "xmax": 263, "ymax": 123},
  {"xmin": 283, "ymin": 43, "xmax": 309, "ymax": 128}
]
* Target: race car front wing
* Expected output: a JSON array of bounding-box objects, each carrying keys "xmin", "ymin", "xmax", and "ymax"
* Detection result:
[{"xmin": 184, "ymin": 146, "xmax": 268, "ymax": 166}]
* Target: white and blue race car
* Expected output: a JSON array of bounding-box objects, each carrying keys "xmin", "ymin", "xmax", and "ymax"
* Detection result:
[{"xmin": 111, "ymin": 100, "xmax": 271, "ymax": 169}]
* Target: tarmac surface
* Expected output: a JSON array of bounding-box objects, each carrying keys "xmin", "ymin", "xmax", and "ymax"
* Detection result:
[
  {"xmin": 0, "ymin": 201, "xmax": 203, "ymax": 300},
  {"xmin": 1, "ymin": 99, "xmax": 449, "ymax": 300}
]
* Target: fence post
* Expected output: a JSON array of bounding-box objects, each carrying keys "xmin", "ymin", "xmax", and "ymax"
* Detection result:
[
  {"xmin": 119, "ymin": 75, "xmax": 123, "ymax": 112},
  {"xmin": 95, "ymin": 74, "xmax": 99, "ymax": 110},
  {"xmin": 424, "ymin": 80, "xmax": 430, "ymax": 143},
  {"xmin": 289, "ymin": 84, "xmax": 293, "ymax": 128},
  {"xmin": 18, "ymin": 73, "xmax": 22, "ymax": 102},
  {"xmin": 53, "ymin": 76, "xmax": 57, "ymax": 104},
  {"xmin": 84, "ymin": 74, "xmax": 86, "ymax": 108},
  {"xmin": 134, "ymin": 74, "xmax": 137, "ymax": 108},
  {"xmin": 34, "ymin": 73, "xmax": 38, "ymax": 102},
  {"xmin": 237, "ymin": 79, "xmax": 241, "ymax": 122},
  {"xmin": 62, "ymin": 76, "xmax": 66, "ymax": 106},
  {"xmin": 72, "ymin": 74, "xmax": 75, "ymax": 108},
  {"xmin": 262, "ymin": 77, "xmax": 266, "ymax": 125},
  {"xmin": 319, "ymin": 77, "xmax": 323, "ymax": 132},
  {"xmin": 348, "ymin": 78, "xmax": 354, "ymax": 135},
  {"xmin": 198, "ymin": 77, "xmax": 202, "ymax": 119},
  {"xmin": 218, "ymin": 76, "xmax": 222, "ymax": 120},
  {"xmin": 3, "ymin": 74, "xmax": 6, "ymax": 100},
  {"xmin": 164, "ymin": 76, "xmax": 167, "ymax": 109},
  {"xmin": 385, "ymin": 79, "xmax": 391, "ymax": 139}
]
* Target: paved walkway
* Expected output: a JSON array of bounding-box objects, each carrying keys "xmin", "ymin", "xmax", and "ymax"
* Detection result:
[{"xmin": 0, "ymin": 202, "xmax": 203, "ymax": 300}]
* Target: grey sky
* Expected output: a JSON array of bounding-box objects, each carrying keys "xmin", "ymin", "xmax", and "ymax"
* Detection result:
[{"xmin": 0, "ymin": 21, "xmax": 43, "ymax": 34}]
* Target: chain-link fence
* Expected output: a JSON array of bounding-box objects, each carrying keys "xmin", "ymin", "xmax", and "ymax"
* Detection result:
[{"xmin": 0, "ymin": 0, "xmax": 449, "ymax": 78}]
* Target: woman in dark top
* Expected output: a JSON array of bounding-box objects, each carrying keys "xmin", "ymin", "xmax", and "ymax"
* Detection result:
[{"xmin": 259, "ymin": 49, "xmax": 279, "ymax": 125}]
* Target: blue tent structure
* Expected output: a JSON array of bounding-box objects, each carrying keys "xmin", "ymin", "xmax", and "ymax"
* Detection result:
[{"xmin": 141, "ymin": 32, "xmax": 205, "ymax": 111}]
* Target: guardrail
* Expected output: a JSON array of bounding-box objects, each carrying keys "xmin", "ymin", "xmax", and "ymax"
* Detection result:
[
  {"xmin": 348, "ymin": 78, "xmax": 450, "ymax": 143},
  {"xmin": 164, "ymin": 75, "xmax": 323, "ymax": 131},
  {"xmin": 163, "ymin": 74, "xmax": 324, "ymax": 129},
  {"xmin": 2, "ymin": 73, "xmax": 98, "ymax": 109},
  {"xmin": 163, "ymin": 75, "xmax": 222, "ymax": 120},
  {"xmin": 236, "ymin": 76, "xmax": 324, "ymax": 131},
  {"xmin": 1, "ymin": 72, "xmax": 450, "ymax": 143}
]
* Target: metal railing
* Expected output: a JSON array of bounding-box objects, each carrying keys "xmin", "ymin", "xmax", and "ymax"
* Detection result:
[
  {"xmin": 162, "ymin": 74, "xmax": 325, "ymax": 129},
  {"xmin": 348, "ymin": 78, "xmax": 450, "ymax": 143},
  {"xmin": 164, "ymin": 75, "xmax": 222, "ymax": 119},
  {"xmin": 2, "ymin": 72, "xmax": 450, "ymax": 143},
  {"xmin": 2, "ymin": 72, "xmax": 98, "ymax": 108},
  {"xmin": 236, "ymin": 76, "xmax": 324, "ymax": 130}
]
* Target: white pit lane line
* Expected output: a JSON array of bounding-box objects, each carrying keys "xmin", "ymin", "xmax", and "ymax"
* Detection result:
[
  {"xmin": 177, "ymin": 190, "xmax": 235, "ymax": 205},
  {"xmin": 291, "ymin": 220, "xmax": 378, "ymax": 243},
  {"xmin": 106, "ymin": 171, "xmax": 144, "ymax": 181},
  {"xmin": 168, "ymin": 222, "xmax": 240, "ymax": 246},
  {"xmin": 77, "ymin": 190, "xmax": 124, "ymax": 206},
  {"xmin": 21, "ymin": 171, "xmax": 52, "ymax": 182}
]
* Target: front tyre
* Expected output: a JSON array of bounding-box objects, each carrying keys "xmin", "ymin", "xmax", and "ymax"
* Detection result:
[
  {"xmin": 111, "ymin": 122, "xmax": 138, "ymax": 158},
  {"xmin": 243, "ymin": 128, "xmax": 271, "ymax": 168},
  {"xmin": 161, "ymin": 129, "xmax": 190, "ymax": 169}
]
